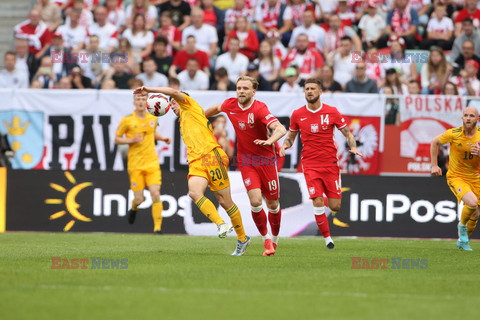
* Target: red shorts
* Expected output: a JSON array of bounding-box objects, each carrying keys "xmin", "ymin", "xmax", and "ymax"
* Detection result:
[
  {"xmin": 303, "ymin": 166, "xmax": 342, "ymax": 199},
  {"xmin": 239, "ymin": 164, "xmax": 280, "ymax": 200}
]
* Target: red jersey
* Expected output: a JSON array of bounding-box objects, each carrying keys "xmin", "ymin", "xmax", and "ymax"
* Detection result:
[
  {"xmin": 289, "ymin": 103, "xmax": 347, "ymax": 169},
  {"xmin": 172, "ymin": 49, "xmax": 210, "ymax": 71},
  {"xmin": 221, "ymin": 98, "xmax": 279, "ymax": 166},
  {"xmin": 454, "ymin": 9, "xmax": 480, "ymax": 27}
]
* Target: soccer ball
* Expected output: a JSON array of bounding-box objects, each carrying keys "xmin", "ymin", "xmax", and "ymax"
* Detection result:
[{"xmin": 146, "ymin": 93, "xmax": 171, "ymax": 117}]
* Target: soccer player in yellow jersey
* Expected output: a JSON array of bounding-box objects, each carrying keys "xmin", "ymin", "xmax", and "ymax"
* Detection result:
[
  {"xmin": 115, "ymin": 93, "xmax": 171, "ymax": 233},
  {"xmin": 133, "ymin": 86, "xmax": 251, "ymax": 256},
  {"xmin": 431, "ymin": 106, "xmax": 480, "ymax": 251}
]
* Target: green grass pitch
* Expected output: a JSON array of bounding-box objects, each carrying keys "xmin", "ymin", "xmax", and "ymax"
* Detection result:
[{"xmin": 1, "ymin": 233, "xmax": 478, "ymax": 320}]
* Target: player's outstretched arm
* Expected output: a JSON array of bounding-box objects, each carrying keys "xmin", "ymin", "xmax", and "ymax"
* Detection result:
[
  {"xmin": 205, "ymin": 104, "xmax": 222, "ymax": 118},
  {"xmin": 254, "ymin": 121, "xmax": 287, "ymax": 146},
  {"xmin": 430, "ymin": 135, "xmax": 443, "ymax": 176},
  {"xmin": 279, "ymin": 130, "xmax": 298, "ymax": 157},
  {"xmin": 340, "ymin": 127, "xmax": 363, "ymax": 157},
  {"xmin": 133, "ymin": 86, "xmax": 185, "ymax": 102}
]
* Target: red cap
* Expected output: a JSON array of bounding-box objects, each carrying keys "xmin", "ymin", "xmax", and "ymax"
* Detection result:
[
  {"xmin": 367, "ymin": 0, "xmax": 377, "ymax": 7},
  {"xmin": 466, "ymin": 59, "xmax": 480, "ymax": 69},
  {"xmin": 387, "ymin": 35, "xmax": 406, "ymax": 48}
]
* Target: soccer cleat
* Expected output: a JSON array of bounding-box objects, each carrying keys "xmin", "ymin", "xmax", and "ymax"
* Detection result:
[
  {"xmin": 456, "ymin": 240, "xmax": 473, "ymax": 251},
  {"xmin": 262, "ymin": 238, "xmax": 275, "ymax": 256},
  {"xmin": 217, "ymin": 223, "xmax": 233, "ymax": 238},
  {"xmin": 127, "ymin": 209, "xmax": 137, "ymax": 224},
  {"xmin": 326, "ymin": 241, "xmax": 335, "ymax": 250},
  {"xmin": 458, "ymin": 223, "xmax": 469, "ymax": 243},
  {"xmin": 154, "ymin": 230, "xmax": 163, "ymax": 235},
  {"xmin": 232, "ymin": 236, "xmax": 251, "ymax": 256}
]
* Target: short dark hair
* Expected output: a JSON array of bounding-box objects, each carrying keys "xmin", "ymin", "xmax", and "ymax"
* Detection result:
[
  {"xmin": 304, "ymin": 78, "xmax": 322, "ymax": 88},
  {"xmin": 154, "ymin": 36, "xmax": 168, "ymax": 46},
  {"xmin": 5, "ymin": 51, "xmax": 15, "ymax": 59},
  {"xmin": 215, "ymin": 67, "xmax": 229, "ymax": 78},
  {"xmin": 340, "ymin": 36, "xmax": 352, "ymax": 42},
  {"xmin": 168, "ymin": 77, "xmax": 180, "ymax": 86},
  {"xmin": 463, "ymin": 17, "xmax": 473, "ymax": 24}
]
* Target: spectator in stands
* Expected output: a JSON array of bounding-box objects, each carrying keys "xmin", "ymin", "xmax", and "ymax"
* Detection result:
[
  {"xmin": 211, "ymin": 115, "xmax": 235, "ymax": 159},
  {"xmin": 128, "ymin": 78, "xmax": 143, "ymax": 90},
  {"xmin": 345, "ymin": 62, "xmax": 378, "ymax": 93},
  {"xmin": 451, "ymin": 18, "xmax": 480, "ymax": 62},
  {"xmin": 288, "ymin": 8, "xmax": 325, "ymax": 53},
  {"xmin": 255, "ymin": 0, "xmax": 293, "ymax": 46},
  {"xmin": 14, "ymin": 37, "xmax": 39, "ymax": 83},
  {"xmin": 57, "ymin": 9, "xmax": 87, "ymax": 53},
  {"xmin": 210, "ymin": 67, "xmax": 236, "ymax": 91},
  {"xmin": 254, "ymin": 40, "xmax": 281, "ymax": 90},
  {"xmin": 14, "ymin": 8, "xmax": 52, "ymax": 59},
  {"xmin": 44, "ymin": 32, "xmax": 75, "ymax": 82},
  {"xmin": 136, "ymin": 58, "xmax": 168, "ymax": 87},
  {"xmin": 150, "ymin": 37, "xmax": 173, "ymax": 77},
  {"xmin": 383, "ymin": 86, "xmax": 400, "ymax": 125},
  {"xmin": 421, "ymin": 2, "xmax": 454, "ymax": 50},
  {"xmin": 224, "ymin": 0, "xmax": 252, "ymax": 36},
  {"xmin": 452, "ymin": 39, "xmax": 480, "ymax": 76},
  {"xmin": 168, "ymin": 76, "xmax": 180, "ymax": 89},
  {"xmin": 358, "ymin": 0, "xmax": 386, "ymax": 50},
  {"xmin": 364, "ymin": 46, "xmax": 383, "ymax": 86},
  {"xmin": 78, "ymin": 35, "xmax": 111, "ymax": 87},
  {"xmin": 200, "ymin": 0, "xmax": 225, "ymax": 48},
  {"xmin": 106, "ymin": 54, "xmax": 134, "ymax": 89},
  {"xmin": 101, "ymin": 78, "xmax": 117, "ymax": 89},
  {"xmin": 215, "ymin": 37, "xmax": 249, "ymax": 82},
  {"xmin": 125, "ymin": 0, "xmax": 158, "ymax": 30},
  {"xmin": 279, "ymin": 67, "xmax": 303, "ymax": 93},
  {"xmin": 225, "ymin": 16, "xmax": 259, "ymax": 61},
  {"xmin": 36, "ymin": 0, "xmax": 61, "ymax": 32},
  {"xmin": 384, "ymin": 0, "xmax": 419, "ymax": 49},
  {"xmin": 408, "ymin": 0, "xmax": 431, "ymax": 26},
  {"xmin": 156, "ymin": 11, "xmax": 182, "ymax": 57},
  {"xmin": 117, "ymin": 38, "xmax": 139, "ymax": 75},
  {"xmin": 69, "ymin": 64, "xmax": 92, "ymax": 89},
  {"xmin": 449, "ymin": 59, "xmax": 480, "ymax": 96},
  {"xmin": 282, "ymin": 33, "xmax": 324, "ymax": 85},
  {"xmin": 421, "ymin": 47, "xmax": 449, "ymax": 94},
  {"xmin": 317, "ymin": 0, "xmax": 337, "ymax": 21},
  {"xmin": 65, "ymin": 0, "xmax": 94, "ymax": 29},
  {"xmin": 289, "ymin": 0, "xmax": 312, "ymax": 28},
  {"xmin": 56, "ymin": 76, "xmax": 72, "ymax": 89},
  {"xmin": 442, "ymin": 80, "xmax": 459, "ymax": 95},
  {"xmin": 33, "ymin": 55, "xmax": 56, "ymax": 89},
  {"xmin": 266, "ymin": 29, "xmax": 287, "ymax": 60},
  {"xmin": 454, "ymin": 0, "xmax": 480, "ymax": 37},
  {"xmin": 380, "ymin": 68, "xmax": 408, "ymax": 94},
  {"xmin": 328, "ymin": 36, "xmax": 356, "ymax": 88},
  {"xmin": 323, "ymin": 14, "xmax": 362, "ymax": 58},
  {"xmin": 408, "ymin": 79, "xmax": 421, "ymax": 94},
  {"xmin": 320, "ymin": 65, "xmax": 342, "ymax": 93},
  {"xmin": 381, "ymin": 35, "xmax": 417, "ymax": 83},
  {"xmin": 245, "ymin": 62, "xmax": 273, "ymax": 91},
  {"xmin": 177, "ymin": 58, "xmax": 210, "ymax": 90},
  {"xmin": 0, "ymin": 52, "xmax": 29, "ymax": 89},
  {"xmin": 30, "ymin": 80, "xmax": 42, "ymax": 88},
  {"xmin": 336, "ymin": 0, "xmax": 357, "ymax": 27},
  {"xmin": 106, "ymin": 0, "xmax": 127, "ymax": 33},
  {"xmin": 169, "ymin": 35, "xmax": 211, "ymax": 78},
  {"xmin": 122, "ymin": 14, "xmax": 154, "ymax": 64},
  {"xmin": 88, "ymin": 6, "xmax": 119, "ymax": 53},
  {"xmin": 157, "ymin": 0, "xmax": 192, "ymax": 31},
  {"xmin": 182, "ymin": 8, "xmax": 219, "ymax": 59}
]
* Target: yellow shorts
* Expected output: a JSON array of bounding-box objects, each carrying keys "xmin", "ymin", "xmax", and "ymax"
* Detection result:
[
  {"xmin": 128, "ymin": 166, "xmax": 162, "ymax": 192},
  {"xmin": 189, "ymin": 148, "xmax": 230, "ymax": 192},
  {"xmin": 447, "ymin": 176, "xmax": 480, "ymax": 204}
]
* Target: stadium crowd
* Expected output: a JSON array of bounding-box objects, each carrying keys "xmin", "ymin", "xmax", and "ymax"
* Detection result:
[{"xmin": 1, "ymin": 0, "xmax": 480, "ymax": 99}]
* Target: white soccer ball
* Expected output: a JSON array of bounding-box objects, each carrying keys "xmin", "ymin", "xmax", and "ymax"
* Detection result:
[{"xmin": 146, "ymin": 93, "xmax": 171, "ymax": 117}]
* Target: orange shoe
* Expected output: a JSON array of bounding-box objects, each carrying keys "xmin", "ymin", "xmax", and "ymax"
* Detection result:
[{"xmin": 262, "ymin": 239, "xmax": 275, "ymax": 256}]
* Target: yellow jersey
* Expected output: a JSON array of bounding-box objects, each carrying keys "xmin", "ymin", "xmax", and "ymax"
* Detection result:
[
  {"xmin": 439, "ymin": 126, "xmax": 480, "ymax": 180},
  {"xmin": 116, "ymin": 111, "xmax": 159, "ymax": 170},
  {"xmin": 179, "ymin": 95, "xmax": 220, "ymax": 163}
]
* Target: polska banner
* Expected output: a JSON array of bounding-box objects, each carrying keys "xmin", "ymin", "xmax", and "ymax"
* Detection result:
[
  {"xmin": 400, "ymin": 94, "xmax": 467, "ymax": 174},
  {"xmin": 0, "ymin": 90, "xmax": 384, "ymax": 174}
]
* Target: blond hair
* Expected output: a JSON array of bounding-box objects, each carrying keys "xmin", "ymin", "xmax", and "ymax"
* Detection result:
[{"xmin": 236, "ymin": 76, "xmax": 259, "ymax": 90}]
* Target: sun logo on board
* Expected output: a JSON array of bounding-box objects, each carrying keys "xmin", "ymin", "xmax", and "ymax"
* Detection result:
[{"xmin": 45, "ymin": 171, "xmax": 92, "ymax": 231}]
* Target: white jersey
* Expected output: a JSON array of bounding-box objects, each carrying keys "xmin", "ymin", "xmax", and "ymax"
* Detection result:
[
  {"xmin": 178, "ymin": 70, "xmax": 210, "ymax": 90},
  {"xmin": 181, "ymin": 24, "xmax": 218, "ymax": 54},
  {"xmin": 288, "ymin": 24, "xmax": 326, "ymax": 51},
  {"xmin": 87, "ymin": 22, "xmax": 119, "ymax": 51},
  {"xmin": 57, "ymin": 23, "xmax": 87, "ymax": 50},
  {"xmin": 215, "ymin": 52, "xmax": 249, "ymax": 83}
]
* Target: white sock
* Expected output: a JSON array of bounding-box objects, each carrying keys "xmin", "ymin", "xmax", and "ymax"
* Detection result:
[
  {"xmin": 324, "ymin": 236, "xmax": 333, "ymax": 244},
  {"xmin": 251, "ymin": 205, "xmax": 263, "ymax": 213},
  {"xmin": 272, "ymin": 235, "xmax": 279, "ymax": 244},
  {"xmin": 314, "ymin": 206, "xmax": 325, "ymax": 215},
  {"xmin": 262, "ymin": 234, "xmax": 271, "ymax": 241},
  {"xmin": 458, "ymin": 221, "xmax": 466, "ymax": 227}
]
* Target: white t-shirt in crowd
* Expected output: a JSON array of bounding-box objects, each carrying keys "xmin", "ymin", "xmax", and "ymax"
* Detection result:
[
  {"xmin": 57, "ymin": 23, "xmax": 87, "ymax": 50},
  {"xmin": 136, "ymin": 72, "xmax": 168, "ymax": 87},
  {"xmin": 427, "ymin": 17, "xmax": 454, "ymax": 35},
  {"xmin": 178, "ymin": 70, "xmax": 210, "ymax": 90},
  {"xmin": 181, "ymin": 24, "xmax": 218, "ymax": 54},
  {"xmin": 358, "ymin": 14, "xmax": 386, "ymax": 41},
  {"xmin": 215, "ymin": 52, "xmax": 249, "ymax": 82},
  {"xmin": 288, "ymin": 24, "xmax": 326, "ymax": 51},
  {"xmin": 121, "ymin": 29, "xmax": 154, "ymax": 49}
]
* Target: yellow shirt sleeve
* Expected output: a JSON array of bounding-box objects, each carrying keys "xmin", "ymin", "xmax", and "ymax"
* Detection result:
[{"xmin": 438, "ymin": 128, "xmax": 454, "ymax": 145}]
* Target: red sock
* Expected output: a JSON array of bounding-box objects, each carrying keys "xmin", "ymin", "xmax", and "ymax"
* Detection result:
[
  {"xmin": 315, "ymin": 214, "xmax": 331, "ymax": 238},
  {"xmin": 252, "ymin": 209, "xmax": 268, "ymax": 236},
  {"xmin": 268, "ymin": 210, "xmax": 282, "ymax": 236}
]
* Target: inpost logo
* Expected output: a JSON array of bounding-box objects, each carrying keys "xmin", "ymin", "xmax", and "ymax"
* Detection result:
[{"xmin": 45, "ymin": 171, "xmax": 92, "ymax": 231}]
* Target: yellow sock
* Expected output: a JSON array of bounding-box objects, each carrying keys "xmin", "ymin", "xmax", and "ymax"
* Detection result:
[
  {"xmin": 195, "ymin": 196, "xmax": 224, "ymax": 225},
  {"xmin": 467, "ymin": 218, "xmax": 478, "ymax": 237},
  {"xmin": 152, "ymin": 200, "xmax": 163, "ymax": 232},
  {"xmin": 461, "ymin": 205, "xmax": 477, "ymax": 225},
  {"xmin": 132, "ymin": 200, "xmax": 138, "ymax": 211},
  {"xmin": 226, "ymin": 204, "xmax": 247, "ymax": 242}
]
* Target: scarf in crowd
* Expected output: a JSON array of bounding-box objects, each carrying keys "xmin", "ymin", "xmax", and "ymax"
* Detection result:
[
  {"xmin": 285, "ymin": 48, "xmax": 314, "ymax": 75},
  {"xmin": 290, "ymin": 4, "xmax": 306, "ymax": 27},
  {"xmin": 325, "ymin": 26, "xmax": 346, "ymax": 53},
  {"xmin": 158, "ymin": 26, "xmax": 177, "ymax": 55},
  {"xmin": 261, "ymin": 1, "xmax": 282, "ymax": 30},
  {"xmin": 391, "ymin": 7, "xmax": 411, "ymax": 34}
]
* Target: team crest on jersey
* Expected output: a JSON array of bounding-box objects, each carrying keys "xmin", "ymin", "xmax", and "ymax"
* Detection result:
[
  {"xmin": 149, "ymin": 121, "xmax": 155, "ymax": 127},
  {"xmin": 131, "ymin": 182, "xmax": 137, "ymax": 189},
  {"xmin": 311, "ymin": 124, "xmax": 319, "ymax": 133},
  {"xmin": 308, "ymin": 187, "xmax": 315, "ymax": 195},
  {"xmin": 239, "ymin": 121, "xmax": 246, "ymax": 130},
  {"xmin": 457, "ymin": 187, "xmax": 462, "ymax": 194},
  {"xmin": 244, "ymin": 178, "xmax": 251, "ymax": 186}
]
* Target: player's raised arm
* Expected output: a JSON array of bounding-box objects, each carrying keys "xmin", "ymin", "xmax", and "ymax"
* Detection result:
[
  {"xmin": 430, "ymin": 135, "xmax": 443, "ymax": 176},
  {"xmin": 133, "ymin": 86, "xmax": 185, "ymax": 102},
  {"xmin": 254, "ymin": 121, "xmax": 287, "ymax": 146},
  {"xmin": 340, "ymin": 126, "xmax": 363, "ymax": 157},
  {"xmin": 279, "ymin": 130, "xmax": 298, "ymax": 157},
  {"xmin": 205, "ymin": 104, "xmax": 222, "ymax": 118}
]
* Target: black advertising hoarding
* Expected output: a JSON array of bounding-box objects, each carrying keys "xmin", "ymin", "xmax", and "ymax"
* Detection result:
[{"xmin": 5, "ymin": 170, "xmax": 475, "ymax": 239}]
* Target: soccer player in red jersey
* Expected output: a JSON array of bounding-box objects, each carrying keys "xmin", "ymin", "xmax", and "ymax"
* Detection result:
[
  {"xmin": 206, "ymin": 76, "xmax": 287, "ymax": 256},
  {"xmin": 280, "ymin": 78, "xmax": 362, "ymax": 249}
]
